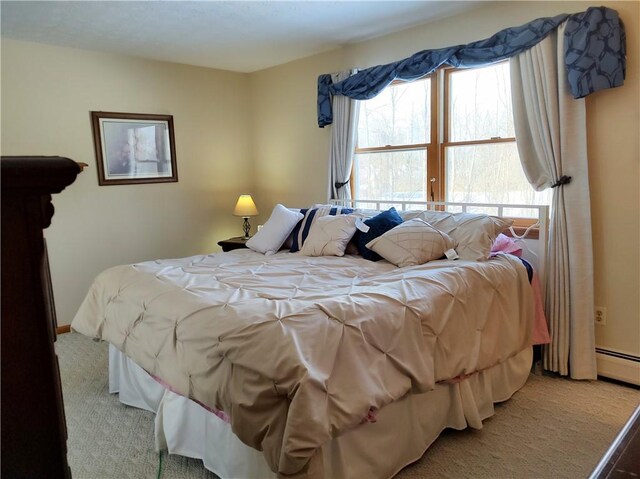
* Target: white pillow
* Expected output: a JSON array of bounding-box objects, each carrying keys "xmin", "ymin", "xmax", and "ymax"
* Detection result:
[
  {"xmin": 246, "ymin": 204, "xmax": 303, "ymax": 255},
  {"xmin": 365, "ymin": 218, "xmax": 456, "ymax": 267},
  {"xmin": 399, "ymin": 210, "xmax": 512, "ymax": 261},
  {"xmin": 300, "ymin": 215, "xmax": 358, "ymax": 257}
]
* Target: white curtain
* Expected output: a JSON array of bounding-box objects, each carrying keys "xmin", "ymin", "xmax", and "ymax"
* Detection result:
[
  {"xmin": 510, "ymin": 24, "xmax": 596, "ymax": 379},
  {"xmin": 328, "ymin": 70, "xmax": 359, "ymax": 200}
]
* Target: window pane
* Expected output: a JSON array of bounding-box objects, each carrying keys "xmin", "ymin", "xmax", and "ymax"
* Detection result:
[
  {"xmin": 449, "ymin": 62, "xmax": 515, "ymax": 142},
  {"xmin": 354, "ymin": 150, "xmax": 428, "ymax": 201},
  {"xmin": 445, "ymin": 142, "xmax": 551, "ymax": 217},
  {"xmin": 357, "ymin": 79, "xmax": 431, "ymax": 148}
]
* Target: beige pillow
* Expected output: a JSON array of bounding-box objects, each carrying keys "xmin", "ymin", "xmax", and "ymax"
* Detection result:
[
  {"xmin": 290, "ymin": 205, "xmax": 354, "ymax": 252},
  {"xmin": 365, "ymin": 219, "xmax": 456, "ymax": 267},
  {"xmin": 300, "ymin": 215, "xmax": 358, "ymax": 257},
  {"xmin": 400, "ymin": 210, "xmax": 512, "ymax": 261}
]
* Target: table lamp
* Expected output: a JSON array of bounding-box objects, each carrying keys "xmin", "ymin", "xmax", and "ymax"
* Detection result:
[{"xmin": 233, "ymin": 195, "xmax": 258, "ymax": 239}]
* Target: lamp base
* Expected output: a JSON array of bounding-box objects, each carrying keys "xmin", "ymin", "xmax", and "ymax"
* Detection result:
[{"xmin": 242, "ymin": 217, "xmax": 251, "ymax": 239}]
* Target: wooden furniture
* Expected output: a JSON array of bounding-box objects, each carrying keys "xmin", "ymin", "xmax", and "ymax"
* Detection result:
[
  {"xmin": 590, "ymin": 404, "xmax": 640, "ymax": 478},
  {"xmin": 1, "ymin": 156, "xmax": 82, "ymax": 479},
  {"xmin": 217, "ymin": 236, "xmax": 249, "ymax": 252}
]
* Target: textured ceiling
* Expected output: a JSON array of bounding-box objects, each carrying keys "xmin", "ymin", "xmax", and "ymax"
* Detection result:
[{"xmin": 1, "ymin": 1, "xmax": 486, "ymax": 73}]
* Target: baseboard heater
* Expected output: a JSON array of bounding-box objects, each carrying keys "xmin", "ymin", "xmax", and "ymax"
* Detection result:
[{"xmin": 596, "ymin": 348, "xmax": 640, "ymax": 386}]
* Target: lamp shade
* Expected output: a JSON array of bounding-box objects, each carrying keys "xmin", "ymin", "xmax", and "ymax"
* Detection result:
[{"xmin": 233, "ymin": 195, "xmax": 258, "ymax": 217}]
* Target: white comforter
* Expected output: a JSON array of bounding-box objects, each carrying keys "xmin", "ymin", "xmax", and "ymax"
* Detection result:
[{"xmin": 72, "ymin": 250, "xmax": 534, "ymax": 477}]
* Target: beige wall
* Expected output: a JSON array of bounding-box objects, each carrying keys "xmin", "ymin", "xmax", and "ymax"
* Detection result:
[
  {"xmin": 248, "ymin": 48, "xmax": 345, "ymax": 210},
  {"xmin": 250, "ymin": 1, "xmax": 640, "ymax": 357},
  {"xmin": 1, "ymin": 39, "xmax": 253, "ymax": 325}
]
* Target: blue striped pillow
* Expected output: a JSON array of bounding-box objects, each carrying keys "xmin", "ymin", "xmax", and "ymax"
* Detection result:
[{"xmin": 290, "ymin": 206, "xmax": 354, "ymax": 252}]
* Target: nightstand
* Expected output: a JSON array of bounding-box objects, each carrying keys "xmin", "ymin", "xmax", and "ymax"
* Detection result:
[{"xmin": 218, "ymin": 236, "xmax": 249, "ymax": 252}]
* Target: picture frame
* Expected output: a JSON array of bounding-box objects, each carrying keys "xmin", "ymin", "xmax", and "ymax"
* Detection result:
[{"xmin": 91, "ymin": 111, "xmax": 178, "ymax": 185}]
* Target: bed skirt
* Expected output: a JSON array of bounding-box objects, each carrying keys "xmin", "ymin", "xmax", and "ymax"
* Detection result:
[{"xmin": 109, "ymin": 345, "xmax": 533, "ymax": 478}]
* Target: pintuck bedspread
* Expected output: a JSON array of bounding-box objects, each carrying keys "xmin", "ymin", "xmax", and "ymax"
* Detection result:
[{"xmin": 71, "ymin": 249, "xmax": 534, "ymax": 477}]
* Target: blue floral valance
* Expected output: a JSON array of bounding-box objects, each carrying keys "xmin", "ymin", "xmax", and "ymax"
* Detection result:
[{"xmin": 317, "ymin": 7, "xmax": 625, "ymax": 127}]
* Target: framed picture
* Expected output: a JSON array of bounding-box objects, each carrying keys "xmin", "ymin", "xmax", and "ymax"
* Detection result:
[{"xmin": 91, "ymin": 111, "xmax": 178, "ymax": 185}]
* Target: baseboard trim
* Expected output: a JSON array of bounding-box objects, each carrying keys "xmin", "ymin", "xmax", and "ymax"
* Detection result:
[
  {"xmin": 596, "ymin": 348, "xmax": 640, "ymax": 386},
  {"xmin": 56, "ymin": 324, "xmax": 71, "ymax": 335}
]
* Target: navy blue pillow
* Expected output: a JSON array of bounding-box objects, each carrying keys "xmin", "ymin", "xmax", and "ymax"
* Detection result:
[{"xmin": 356, "ymin": 207, "xmax": 403, "ymax": 261}]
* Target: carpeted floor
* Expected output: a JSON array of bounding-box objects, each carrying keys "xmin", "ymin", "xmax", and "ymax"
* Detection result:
[{"xmin": 57, "ymin": 332, "xmax": 639, "ymax": 479}]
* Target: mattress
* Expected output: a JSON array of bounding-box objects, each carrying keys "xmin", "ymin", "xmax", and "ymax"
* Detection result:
[{"xmin": 72, "ymin": 249, "xmax": 535, "ymax": 476}]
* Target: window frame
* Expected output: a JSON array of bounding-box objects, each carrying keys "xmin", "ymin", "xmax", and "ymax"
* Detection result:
[
  {"xmin": 351, "ymin": 62, "xmax": 539, "ymax": 236},
  {"xmin": 352, "ymin": 74, "xmax": 438, "ymax": 202},
  {"xmin": 438, "ymin": 65, "xmax": 518, "ymax": 201}
]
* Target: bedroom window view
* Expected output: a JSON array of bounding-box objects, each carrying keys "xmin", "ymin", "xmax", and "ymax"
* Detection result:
[
  {"xmin": 353, "ymin": 62, "xmax": 551, "ymax": 218},
  {"xmin": 353, "ymin": 78, "xmax": 432, "ymax": 203}
]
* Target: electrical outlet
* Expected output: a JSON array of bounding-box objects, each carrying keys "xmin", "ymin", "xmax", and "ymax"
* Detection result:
[{"xmin": 595, "ymin": 306, "xmax": 607, "ymax": 325}]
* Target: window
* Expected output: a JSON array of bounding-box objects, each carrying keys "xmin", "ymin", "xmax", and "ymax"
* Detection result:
[
  {"xmin": 352, "ymin": 62, "xmax": 550, "ymax": 219},
  {"xmin": 353, "ymin": 77, "xmax": 434, "ymax": 203}
]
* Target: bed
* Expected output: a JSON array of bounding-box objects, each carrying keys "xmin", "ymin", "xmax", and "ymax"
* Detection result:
[{"xmin": 71, "ymin": 201, "xmax": 549, "ymax": 478}]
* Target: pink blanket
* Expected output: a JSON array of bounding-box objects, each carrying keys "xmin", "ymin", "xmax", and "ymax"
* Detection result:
[{"xmin": 530, "ymin": 271, "xmax": 551, "ymax": 345}]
